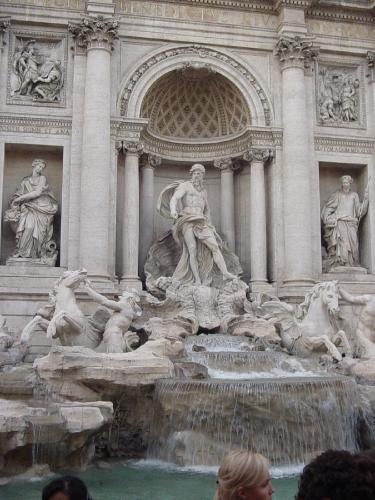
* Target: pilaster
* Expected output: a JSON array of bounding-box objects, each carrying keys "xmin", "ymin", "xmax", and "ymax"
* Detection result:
[
  {"xmin": 275, "ymin": 35, "xmax": 317, "ymax": 286},
  {"xmin": 69, "ymin": 16, "xmax": 118, "ymax": 281}
]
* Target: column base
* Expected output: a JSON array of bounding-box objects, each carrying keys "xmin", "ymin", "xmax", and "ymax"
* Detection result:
[{"xmin": 120, "ymin": 276, "xmax": 143, "ymax": 292}]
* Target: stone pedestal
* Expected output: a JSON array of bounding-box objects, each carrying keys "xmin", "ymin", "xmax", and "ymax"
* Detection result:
[{"xmin": 121, "ymin": 141, "xmax": 143, "ymax": 291}]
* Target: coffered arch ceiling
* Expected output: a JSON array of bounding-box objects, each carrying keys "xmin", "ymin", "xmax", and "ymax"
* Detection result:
[{"xmin": 140, "ymin": 68, "xmax": 251, "ymax": 140}]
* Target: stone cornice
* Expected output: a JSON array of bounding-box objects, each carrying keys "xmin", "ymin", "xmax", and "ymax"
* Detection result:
[
  {"xmin": 116, "ymin": 0, "xmax": 275, "ymax": 14},
  {"xmin": 111, "ymin": 117, "xmax": 148, "ymax": 140},
  {"xmin": 0, "ymin": 114, "xmax": 71, "ymax": 135},
  {"xmin": 139, "ymin": 127, "xmax": 282, "ymax": 162},
  {"xmin": 306, "ymin": 5, "xmax": 375, "ymax": 25},
  {"xmin": 275, "ymin": 0, "xmax": 313, "ymax": 11},
  {"xmin": 68, "ymin": 16, "xmax": 119, "ymax": 52}
]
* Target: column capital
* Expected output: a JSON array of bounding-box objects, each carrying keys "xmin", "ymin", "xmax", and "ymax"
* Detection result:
[
  {"xmin": 213, "ymin": 158, "xmax": 237, "ymax": 172},
  {"xmin": 143, "ymin": 154, "xmax": 162, "ymax": 169},
  {"xmin": 275, "ymin": 35, "xmax": 319, "ymax": 70},
  {"xmin": 0, "ymin": 17, "xmax": 10, "ymax": 50},
  {"xmin": 367, "ymin": 51, "xmax": 375, "ymax": 82},
  {"xmin": 68, "ymin": 15, "xmax": 118, "ymax": 52},
  {"xmin": 123, "ymin": 140, "xmax": 143, "ymax": 156},
  {"xmin": 243, "ymin": 149, "xmax": 274, "ymax": 165}
]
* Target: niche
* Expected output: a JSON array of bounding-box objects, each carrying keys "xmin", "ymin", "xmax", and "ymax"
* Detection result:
[
  {"xmin": 319, "ymin": 162, "xmax": 369, "ymax": 272},
  {"xmin": 1, "ymin": 144, "xmax": 63, "ymax": 266}
]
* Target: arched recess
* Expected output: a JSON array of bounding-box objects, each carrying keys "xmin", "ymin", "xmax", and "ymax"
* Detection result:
[{"xmin": 117, "ymin": 44, "xmax": 273, "ymax": 127}]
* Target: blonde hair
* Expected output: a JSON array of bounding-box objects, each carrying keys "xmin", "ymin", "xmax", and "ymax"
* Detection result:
[{"xmin": 214, "ymin": 450, "xmax": 270, "ymax": 500}]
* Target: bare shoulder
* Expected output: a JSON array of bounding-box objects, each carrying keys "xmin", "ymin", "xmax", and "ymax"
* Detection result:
[{"xmin": 178, "ymin": 181, "xmax": 192, "ymax": 192}]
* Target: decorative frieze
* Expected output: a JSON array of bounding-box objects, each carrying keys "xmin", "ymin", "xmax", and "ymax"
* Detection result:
[
  {"xmin": 1, "ymin": 0, "xmax": 85, "ymax": 9},
  {"xmin": 317, "ymin": 63, "xmax": 364, "ymax": 128},
  {"xmin": 0, "ymin": 114, "xmax": 71, "ymax": 135},
  {"xmin": 7, "ymin": 30, "xmax": 67, "ymax": 107},
  {"xmin": 68, "ymin": 16, "xmax": 118, "ymax": 52},
  {"xmin": 314, "ymin": 136, "xmax": 374, "ymax": 155},
  {"xmin": 275, "ymin": 36, "xmax": 318, "ymax": 71},
  {"xmin": 120, "ymin": 45, "xmax": 272, "ymax": 126}
]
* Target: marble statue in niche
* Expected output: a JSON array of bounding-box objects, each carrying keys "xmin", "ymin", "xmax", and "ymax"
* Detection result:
[
  {"xmin": 10, "ymin": 39, "xmax": 64, "ymax": 103},
  {"xmin": 4, "ymin": 158, "xmax": 59, "ymax": 266},
  {"xmin": 157, "ymin": 163, "xmax": 237, "ymax": 286},
  {"xmin": 321, "ymin": 175, "xmax": 368, "ymax": 272},
  {"xmin": 318, "ymin": 66, "xmax": 360, "ymax": 124}
]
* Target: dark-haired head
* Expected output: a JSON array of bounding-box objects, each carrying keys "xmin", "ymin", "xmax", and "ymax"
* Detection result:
[
  {"xmin": 42, "ymin": 475, "xmax": 91, "ymax": 500},
  {"xmin": 296, "ymin": 449, "xmax": 375, "ymax": 500}
]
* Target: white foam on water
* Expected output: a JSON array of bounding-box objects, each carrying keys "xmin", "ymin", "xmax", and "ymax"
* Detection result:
[
  {"xmin": 130, "ymin": 459, "xmax": 302, "ymax": 478},
  {"xmin": 207, "ymin": 367, "xmax": 323, "ymax": 380}
]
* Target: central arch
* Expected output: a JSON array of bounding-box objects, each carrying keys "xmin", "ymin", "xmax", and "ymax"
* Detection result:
[{"xmin": 118, "ymin": 44, "xmax": 273, "ymax": 128}]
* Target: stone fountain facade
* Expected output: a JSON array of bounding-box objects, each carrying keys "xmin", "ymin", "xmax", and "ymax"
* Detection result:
[{"xmin": 2, "ymin": 0, "xmax": 375, "ymax": 480}]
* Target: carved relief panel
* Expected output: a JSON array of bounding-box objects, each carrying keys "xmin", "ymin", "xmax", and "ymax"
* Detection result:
[
  {"xmin": 7, "ymin": 31, "xmax": 67, "ymax": 107},
  {"xmin": 316, "ymin": 63, "xmax": 364, "ymax": 128}
]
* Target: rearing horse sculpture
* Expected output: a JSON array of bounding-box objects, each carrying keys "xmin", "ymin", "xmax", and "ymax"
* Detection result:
[
  {"xmin": 45, "ymin": 269, "xmax": 110, "ymax": 348},
  {"xmin": 261, "ymin": 281, "xmax": 351, "ymax": 361}
]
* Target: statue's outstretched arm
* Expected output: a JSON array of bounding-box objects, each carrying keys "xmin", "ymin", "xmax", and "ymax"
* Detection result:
[
  {"xmin": 85, "ymin": 284, "xmax": 121, "ymax": 311},
  {"xmin": 339, "ymin": 287, "xmax": 368, "ymax": 305}
]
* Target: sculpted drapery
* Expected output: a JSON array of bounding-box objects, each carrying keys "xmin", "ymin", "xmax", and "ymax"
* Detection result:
[
  {"xmin": 321, "ymin": 175, "xmax": 368, "ymax": 270},
  {"xmin": 5, "ymin": 159, "xmax": 58, "ymax": 261}
]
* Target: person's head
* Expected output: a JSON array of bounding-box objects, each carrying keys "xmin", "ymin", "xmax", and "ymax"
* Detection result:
[
  {"xmin": 190, "ymin": 163, "xmax": 205, "ymax": 189},
  {"xmin": 340, "ymin": 175, "xmax": 353, "ymax": 193},
  {"xmin": 42, "ymin": 475, "xmax": 91, "ymax": 500},
  {"xmin": 296, "ymin": 450, "xmax": 375, "ymax": 500},
  {"xmin": 215, "ymin": 449, "xmax": 273, "ymax": 500},
  {"xmin": 32, "ymin": 158, "xmax": 47, "ymax": 175}
]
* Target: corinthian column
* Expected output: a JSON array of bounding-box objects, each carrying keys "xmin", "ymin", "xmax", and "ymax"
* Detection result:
[
  {"xmin": 244, "ymin": 149, "xmax": 272, "ymax": 288},
  {"xmin": 121, "ymin": 141, "xmax": 143, "ymax": 290},
  {"xmin": 69, "ymin": 16, "xmax": 118, "ymax": 280},
  {"xmin": 275, "ymin": 36, "xmax": 317, "ymax": 285},
  {"xmin": 214, "ymin": 158, "xmax": 236, "ymax": 252},
  {"xmin": 139, "ymin": 154, "xmax": 161, "ymax": 276}
]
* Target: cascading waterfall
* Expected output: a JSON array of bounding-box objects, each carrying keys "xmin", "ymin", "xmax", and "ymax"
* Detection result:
[
  {"xmin": 149, "ymin": 377, "xmax": 361, "ymax": 467},
  {"xmin": 148, "ymin": 334, "xmax": 365, "ymax": 467}
]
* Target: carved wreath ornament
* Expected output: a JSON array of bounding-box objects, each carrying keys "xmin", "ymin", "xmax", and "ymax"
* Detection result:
[{"xmin": 120, "ymin": 45, "xmax": 271, "ymax": 125}]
